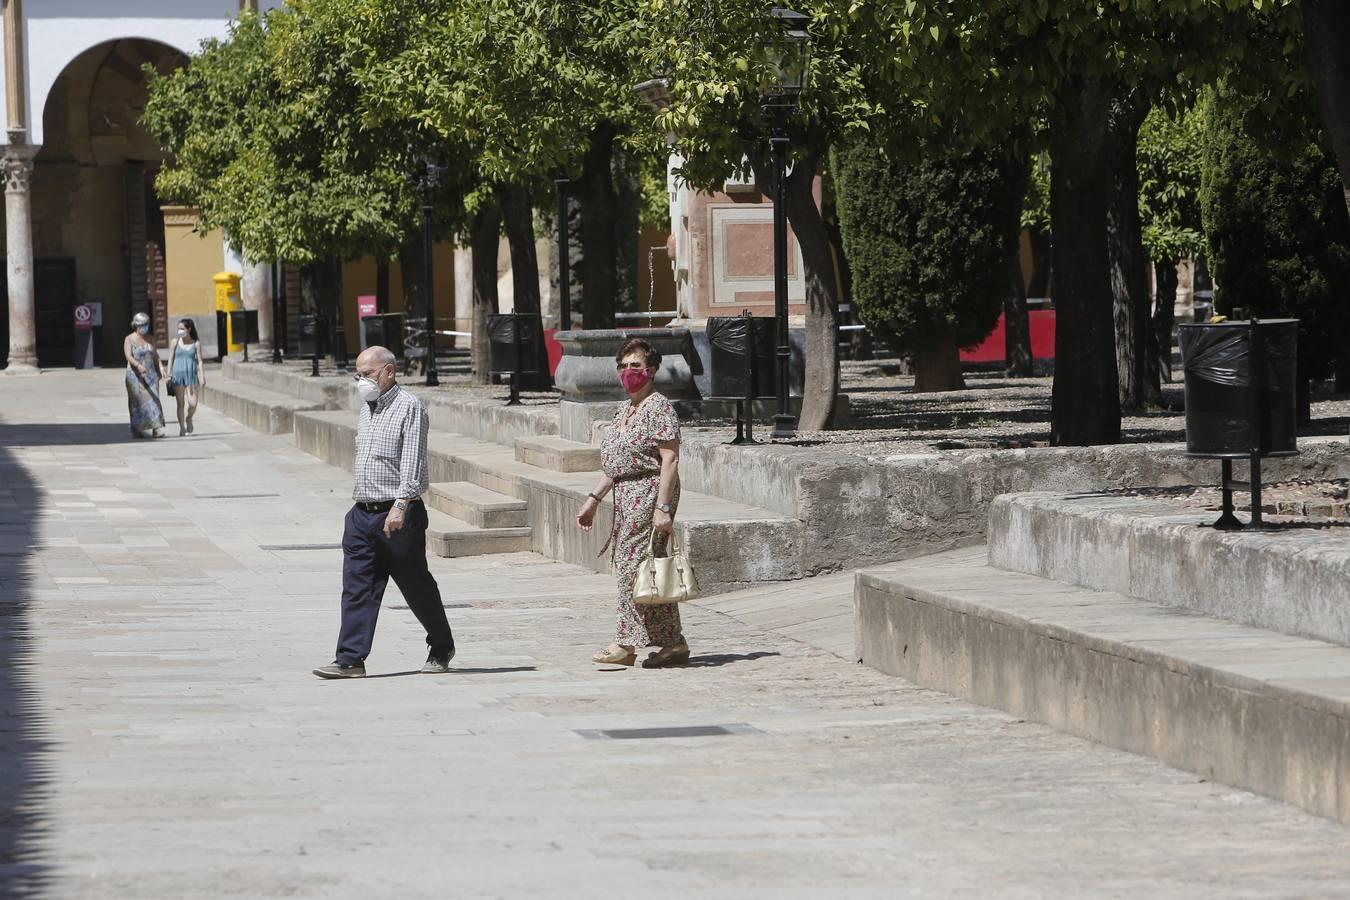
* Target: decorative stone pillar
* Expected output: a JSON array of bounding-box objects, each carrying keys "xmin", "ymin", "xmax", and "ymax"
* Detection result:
[
  {"xmin": 4, "ymin": 142, "xmax": 38, "ymax": 374},
  {"xmin": 240, "ymin": 259, "xmax": 272, "ymax": 351},
  {"xmin": 453, "ymin": 245, "xmax": 472, "ymax": 350}
]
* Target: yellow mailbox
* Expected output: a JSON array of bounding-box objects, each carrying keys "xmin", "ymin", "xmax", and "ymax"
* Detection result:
[{"xmin": 213, "ymin": 272, "xmax": 243, "ymax": 355}]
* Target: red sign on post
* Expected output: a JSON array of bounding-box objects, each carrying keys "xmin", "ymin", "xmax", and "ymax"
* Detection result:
[
  {"xmin": 357, "ymin": 295, "xmax": 378, "ymax": 319},
  {"xmin": 74, "ymin": 304, "xmax": 94, "ymax": 331}
]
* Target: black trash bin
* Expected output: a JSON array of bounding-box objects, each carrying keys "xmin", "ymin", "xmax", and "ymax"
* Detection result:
[
  {"xmin": 706, "ymin": 315, "xmax": 776, "ymax": 400},
  {"xmin": 361, "ymin": 312, "xmax": 405, "ymax": 359},
  {"xmin": 486, "ymin": 313, "xmax": 542, "ymax": 405},
  {"xmin": 1178, "ymin": 318, "xmax": 1299, "ymax": 529},
  {"xmin": 1179, "ymin": 319, "xmax": 1298, "ymax": 457}
]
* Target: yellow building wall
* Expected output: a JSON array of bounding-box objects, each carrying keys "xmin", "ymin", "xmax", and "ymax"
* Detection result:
[{"xmin": 162, "ymin": 206, "xmax": 226, "ymax": 353}]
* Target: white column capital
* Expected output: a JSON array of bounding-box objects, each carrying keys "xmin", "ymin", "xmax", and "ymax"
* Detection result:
[{"xmin": 4, "ymin": 143, "xmax": 36, "ymax": 194}]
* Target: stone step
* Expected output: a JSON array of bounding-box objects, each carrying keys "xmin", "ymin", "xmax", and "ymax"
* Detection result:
[
  {"xmin": 220, "ymin": 357, "xmax": 348, "ymax": 408},
  {"xmin": 427, "ymin": 481, "xmax": 527, "ymax": 529},
  {"xmin": 199, "ymin": 378, "xmax": 327, "ymax": 435},
  {"xmin": 424, "ymin": 507, "xmax": 532, "ymax": 558},
  {"xmin": 513, "ymin": 435, "xmax": 600, "ymax": 473},
  {"xmin": 292, "ymin": 410, "xmax": 805, "ymax": 594},
  {"xmin": 987, "ymin": 491, "xmax": 1350, "ymax": 647},
  {"xmin": 855, "ymin": 545, "xmax": 1350, "ymax": 826}
]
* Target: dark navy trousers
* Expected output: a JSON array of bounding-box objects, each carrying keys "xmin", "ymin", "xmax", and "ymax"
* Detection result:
[{"xmin": 335, "ymin": 501, "xmax": 454, "ymax": 666}]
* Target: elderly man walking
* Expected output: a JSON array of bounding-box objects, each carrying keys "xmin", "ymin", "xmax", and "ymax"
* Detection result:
[{"xmin": 313, "ymin": 346, "xmax": 456, "ymax": 679}]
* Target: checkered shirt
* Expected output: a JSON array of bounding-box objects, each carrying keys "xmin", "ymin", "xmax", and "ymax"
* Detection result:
[{"xmin": 352, "ymin": 383, "xmax": 429, "ymax": 503}]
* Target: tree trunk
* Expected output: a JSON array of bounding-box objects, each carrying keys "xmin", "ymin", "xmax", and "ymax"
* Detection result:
[
  {"xmin": 498, "ymin": 182, "xmax": 550, "ymax": 384},
  {"xmin": 300, "ymin": 258, "xmax": 342, "ymax": 362},
  {"xmin": 375, "ymin": 259, "xmax": 390, "ymax": 315},
  {"xmin": 470, "ymin": 203, "xmax": 501, "ymax": 384},
  {"xmin": 1107, "ymin": 95, "xmax": 1156, "ymax": 411},
  {"xmin": 1153, "ymin": 260, "xmax": 1178, "ymax": 384},
  {"xmin": 913, "ymin": 328, "xmax": 966, "ymax": 392},
  {"xmin": 1304, "ymin": 0, "xmax": 1350, "ymax": 214},
  {"xmin": 548, "ymin": 182, "xmax": 583, "ymax": 329},
  {"xmin": 397, "ymin": 236, "xmax": 427, "ymax": 373},
  {"xmin": 1050, "ymin": 76, "xmax": 1122, "ymax": 446},
  {"xmin": 1004, "ymin": 249, "xmax": 1033, "ymax": 376},
  {"xmin": 782, "ymin": 149, "xmax": 843, "ymax": 431},
  {"xmin": 611, "ymin": 143, "xmax": 640, "ymax": 314},
  {"xmin": 578, "ymin": 122, "xmax": 618, "ymax": 329}
]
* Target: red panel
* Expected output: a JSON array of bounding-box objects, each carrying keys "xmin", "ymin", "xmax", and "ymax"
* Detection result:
[
  {"xmin": 958, "ymin": 310, "xmax": 1056, "ymax": 363},
  {"xmin": 544, "ymin": 329, "xmax": 564, "ymax": 376}
]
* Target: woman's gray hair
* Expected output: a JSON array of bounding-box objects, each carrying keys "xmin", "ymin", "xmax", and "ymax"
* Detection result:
[{"xmin": 131, "ymin": 312, "xmax": 150, "ymax": 328}]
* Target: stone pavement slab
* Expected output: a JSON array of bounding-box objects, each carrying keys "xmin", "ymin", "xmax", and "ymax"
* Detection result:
[{"xmin": 3, "ymin": 371, "xmax": 1350, "ymax": 899}]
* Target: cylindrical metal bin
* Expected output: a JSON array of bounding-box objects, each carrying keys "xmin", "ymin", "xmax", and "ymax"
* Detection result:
[
  {"xmin": 487, "ymin": 313, "xmax": 541, "ymax": 376},
  {"xmin": 706, "ymin": 315, "xmax": 776, "ymax": 400},
  {"xmin": 1178, "ymin": 319, "xmax": 1298, "ymax": 458}
]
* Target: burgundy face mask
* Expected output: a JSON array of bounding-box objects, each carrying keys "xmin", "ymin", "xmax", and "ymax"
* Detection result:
[{"xmin": 619, "ymin": 367, "xmax": 653, "ymax": 393}]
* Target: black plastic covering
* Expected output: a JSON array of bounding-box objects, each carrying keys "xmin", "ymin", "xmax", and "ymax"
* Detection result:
[
  {"xmin": 361, "ymin": 313, "xmax": 405, "ymax": 358},
  {"xmin": 707, "ymin": 315, "xmax": 776, "ymax": 399},
  {"xmin": 1179, "ymin": 319, "xmax": 1298, "ymax": 457},
  {"xmin": 486, "ymin": 313, "xmax": 541, "ymax": 375},
  {"xmin": 297, "ymin": 314, "xmax": 325, "ymax": 358}
]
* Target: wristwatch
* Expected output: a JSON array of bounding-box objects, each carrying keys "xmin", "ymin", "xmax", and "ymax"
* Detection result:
[
  {"xmin": 394, "ymin": 499, "xmax": 410, "ymax": 511},
  {"xmin": 656, "ymin": 502, "xmax": 672, "ymax": 513}
]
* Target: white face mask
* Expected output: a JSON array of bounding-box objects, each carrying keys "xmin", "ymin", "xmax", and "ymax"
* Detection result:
[
  {"xmin": 177, "ymin": 329, "xmax": 186, "ymax": 337},
  {"xmin": 356, "ymin": 377, "xmax": 382, "ymax": 402}
]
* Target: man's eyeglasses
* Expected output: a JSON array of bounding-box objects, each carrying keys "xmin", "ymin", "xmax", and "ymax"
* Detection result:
[{"xmin": 616, "ymin": 362, "xmax": 650, "ymax": 371}]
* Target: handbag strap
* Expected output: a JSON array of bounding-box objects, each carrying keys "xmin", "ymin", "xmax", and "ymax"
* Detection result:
[{"xmin": 646, "ymin": 526, "xmax": 682, "ymax": 558}]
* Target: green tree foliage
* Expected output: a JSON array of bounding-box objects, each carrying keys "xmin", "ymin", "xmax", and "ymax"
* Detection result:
[
  {"xmin": 143, "ymin": 8, "xmax": 438, "ymax": 266},
  {"xmin": 1200, "ymin": 87, "xmax": 1350, "ymax": 410},
  {"xmin": 834, "ymin": 138, "xmax": 1023, "ymax": 391},
  {"xmin": 1138, "ymin": 103, "xmax": 1208, "ymax": 265}
]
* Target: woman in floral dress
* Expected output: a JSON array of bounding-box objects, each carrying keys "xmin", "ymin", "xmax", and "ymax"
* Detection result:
[
  {"xmin": 123, "ymin": 312, "xmax": 166, "ymax": 439},
  {"xmin": 576, "ymin": 338, "xmax": 688, "ymax": 668}
]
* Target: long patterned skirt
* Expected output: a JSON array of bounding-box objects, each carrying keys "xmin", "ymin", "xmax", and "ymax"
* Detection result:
[
  {"xmin": 125, "ymin": 365, "xmax": 165, "ymax": 437},
  {"xmin": 612, "ymin": 475, "xmax": 683, "ymax": 648}
]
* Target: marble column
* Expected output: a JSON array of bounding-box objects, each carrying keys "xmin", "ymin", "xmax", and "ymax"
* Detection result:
[
  {"xmin": 240, "ymin": 259, "xmax": 272, "ymax": 351},
  {"xmin": 4, "ymin": 143, "xmax": 37, "ymax": 374},
  {"xmin": 453, "ymin": 245, "xmax": 472, "ymax": 350}
]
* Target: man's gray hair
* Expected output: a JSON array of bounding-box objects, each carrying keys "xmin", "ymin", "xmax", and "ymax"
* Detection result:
[{"xmin": 371, "ymin": 347, "xmax": 396, "ymax": 368}]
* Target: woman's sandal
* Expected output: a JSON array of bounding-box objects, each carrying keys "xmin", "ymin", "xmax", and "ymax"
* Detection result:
[
  {"xmin": 642, "ymin": 640, "xmax": 691, "ymax": 669},
  {"xmin": 592, "ymin": 643, "xmax": 637, "ymax": 666}
]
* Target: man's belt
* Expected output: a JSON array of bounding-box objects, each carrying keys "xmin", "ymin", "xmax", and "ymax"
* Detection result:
[{"xmin": 354, "ymin": 498, "xmax": 421, "ymax": 513}]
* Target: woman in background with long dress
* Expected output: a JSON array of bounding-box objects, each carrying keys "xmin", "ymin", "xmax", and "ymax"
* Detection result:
[{"xmin": 123, "ymin": 312, "xmax": 166, "ymax": 439}]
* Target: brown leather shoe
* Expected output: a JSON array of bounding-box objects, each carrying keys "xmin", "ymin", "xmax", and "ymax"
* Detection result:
[{"xmin": 641, "ymin": 640, "xmax": 690, "ymax": 669}]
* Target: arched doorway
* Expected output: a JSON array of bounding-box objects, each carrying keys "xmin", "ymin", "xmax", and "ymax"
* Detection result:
[{"xmin": 24, "ymin": 38, "xmax": 187, "ymax": 367}]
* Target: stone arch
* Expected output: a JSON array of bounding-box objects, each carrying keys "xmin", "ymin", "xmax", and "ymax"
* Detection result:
[
  {"xmin": 27, "ymin": 37, "xmax": 191, "ymax": 367},
  {"xmin": 26, "ymin": 9, "xmax": 230, "ymax": 147}
]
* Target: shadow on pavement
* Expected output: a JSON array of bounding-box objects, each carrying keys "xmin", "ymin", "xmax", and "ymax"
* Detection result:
[
  {"xmin": 684, "ymin": 651, "xmax": 782, "ymax": 668},
  {"xmin": 0, "ymin": 434, "xmax": 57, "ymax": 897},
  {"xmin": 359, "ymin": 666, "xmax": 539, "ymax": 679},
  {"xmin": 0, "ymin": 422, "xmax": 135, "ymax": 448}
]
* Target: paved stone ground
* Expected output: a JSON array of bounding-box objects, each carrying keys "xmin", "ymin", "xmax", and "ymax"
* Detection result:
[{"xmin": 4, "ymin": 370, "xmax": 1350, "ymax": 900}]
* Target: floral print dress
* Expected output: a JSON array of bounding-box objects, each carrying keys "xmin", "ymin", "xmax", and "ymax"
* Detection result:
[
  {"xmin": 125, "ymin": 342, "xmax": 165, "ymax": 437},
  {"xmin": 600, "ymin": 392, "xmax": 683, "ymax": 648}
]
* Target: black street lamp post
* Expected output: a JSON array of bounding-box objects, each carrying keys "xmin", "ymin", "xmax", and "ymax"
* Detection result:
[
  {"xmin": 553, "ymin": 168, "xmax": 572, "ymax": 332},
  {"xmin": 417, "ymin": 158, "xmax": 443, "ymax": 387},
  {"xmin": 762, "ymin": 7, "xmax": 809, "ymax": 441},
  {"xmin": 270, "ymin": 259, "xmax": 284, "ymax": 364}
]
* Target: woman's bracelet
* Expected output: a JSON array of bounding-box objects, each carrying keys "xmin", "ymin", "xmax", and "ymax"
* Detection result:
[{"xmin": 587, "ymin": 492, "xmax": 603, "ymax": 502}]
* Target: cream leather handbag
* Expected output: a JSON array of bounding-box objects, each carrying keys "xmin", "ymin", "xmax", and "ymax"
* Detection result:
[{"xmin": 633, "ymin": 527, "xmax": 700, "ymax": 605}]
